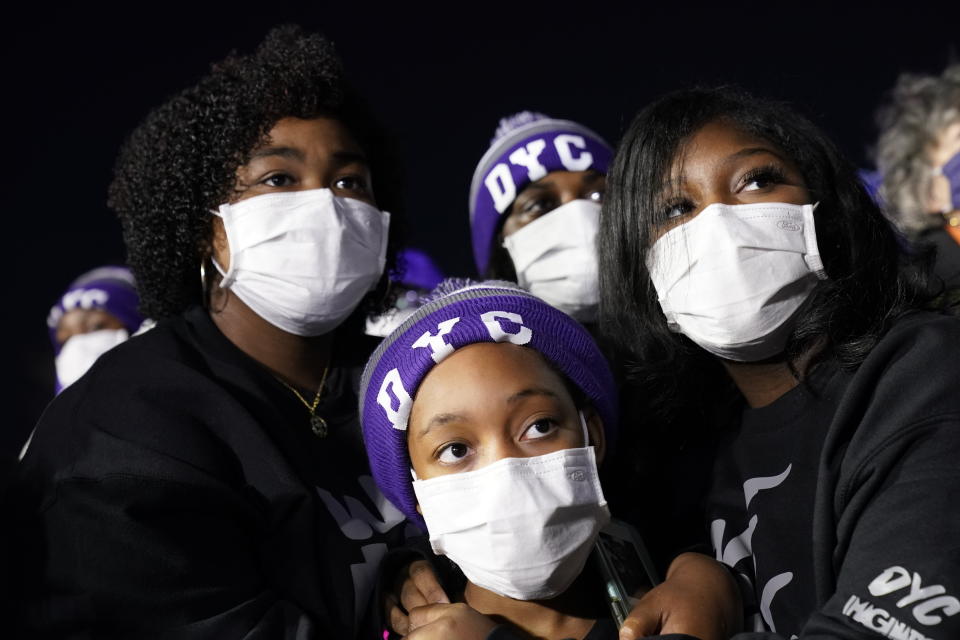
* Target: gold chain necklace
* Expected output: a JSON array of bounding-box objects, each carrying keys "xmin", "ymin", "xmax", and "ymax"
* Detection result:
[{"xmin": 276, "ymin": 365, "xmax": 331, "ymax": 438}]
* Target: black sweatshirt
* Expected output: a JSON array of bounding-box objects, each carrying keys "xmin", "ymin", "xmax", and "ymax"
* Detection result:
[
  {"xmin": 10, "ymin": 306, "xmax": 410, "ymax": 639},
  {"xmin": 709, "ymin": 311, "xmax": 960, "ymax": 639}
]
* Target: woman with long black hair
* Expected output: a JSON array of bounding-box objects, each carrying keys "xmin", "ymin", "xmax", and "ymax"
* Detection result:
[
  {"xmin": 12, "ymin": 26, "xmax": 408, "ymax": 638},
  {"xmin": 600, "ymin": 87, "xmax": 960, "ymax": 639}
]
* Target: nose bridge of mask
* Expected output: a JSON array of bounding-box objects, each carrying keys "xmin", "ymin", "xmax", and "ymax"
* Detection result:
[
  {"xmin": 209, "ymin": 188, "xmax": 390, "ymax": 337},
  {"xmin": 648, "ymin": 202, "xmax": 822, "ymax": 291},
  {"xmin": 413, "ymin": 445, "xmax": 604, "ymax": 532},
  {"xmin": 647, "ymin": 201, "xmax": 829, "ymax": 359},
  {"xmin": 502, "ymin": 199, "xmax": 601, "ymax": 275},
  {"xmin": 215, "ymin": 190, "xmax": 344, "ymax": 278},
  {"xmin": 411, "ymin": 410, "xmax": 592, "ymax": 482}
]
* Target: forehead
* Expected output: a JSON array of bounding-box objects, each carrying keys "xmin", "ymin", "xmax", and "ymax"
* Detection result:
[
  {"xmin": 253, "ymin": 116, "xmax": 364, "ymax": 158},
  {"xmin": 675, "ymin": 120, "xmax": 775, "ymax": 169},
  {"xmin": 516, "ymin": 169, "xmax": 602, "ymax": 196},
  {"xmin": 412, "ymin": 343, "xmax": 569, "ymax": 415}
]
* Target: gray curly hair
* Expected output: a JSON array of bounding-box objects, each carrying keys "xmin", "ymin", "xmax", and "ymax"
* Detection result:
[{"xmin": 875, "ymin": 64, "xmax": 960, "ymax": 233}]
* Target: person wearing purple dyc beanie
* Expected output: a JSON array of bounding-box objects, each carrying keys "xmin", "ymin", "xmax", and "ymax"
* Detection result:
[{"xmin": 361, "ymin": 279, "xmax": 627, "ymax": 639}]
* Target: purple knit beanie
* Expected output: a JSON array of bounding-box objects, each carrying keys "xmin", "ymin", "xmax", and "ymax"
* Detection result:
[
  {"xmin": 47, "ymin": 266, "xmax": 143, "ymax": 354},
  {"xmin": 469, "ymin": 112, "xmax": 613, "ymax": 274},
  {"xmin": 359, "ymin": 280, "xmax": 618, "ymax": 530}
]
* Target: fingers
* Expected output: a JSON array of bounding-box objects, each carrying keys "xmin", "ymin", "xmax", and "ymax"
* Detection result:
[
  {"xmin": 386, "ymin": 597, "xmax": 410, "ymax": 637},
  {"xmin": 406, "ymin": 603, "xmax": 497, "ymax": 640},
  {"xmin": 619, "ymin": 601, "xmax": 663, "ymax": 640},
  {"xmin": 400, "ymin": 574, "xmax": 430, "ymax": 612},
  {"xmin": 408, "ymin": 602, "xmax": 452, "ymax": 631},
  {"xmin": 409, "ymin": 560, "xmax": 450, "ymax": 605},
  {"xmin": 391, "ymin": 560, "xmax": 450, "ymax": 636}
]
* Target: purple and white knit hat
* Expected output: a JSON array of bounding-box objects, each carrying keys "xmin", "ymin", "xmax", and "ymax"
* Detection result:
[
  {"xmin": 359, "ymin": 280, "xmax": 618, "ymax": 529},
  {"xmin": 47, "ymin": 266, "xmax": 143, "ymax": 353},
  {"xmin": 469, "ymin": 112, "xmax": 614, "ymax": 274}
]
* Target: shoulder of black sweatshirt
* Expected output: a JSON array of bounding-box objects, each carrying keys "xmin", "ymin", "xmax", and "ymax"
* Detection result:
[
  {"xmin": 10, "ymin": 305, "xmax": 411, "ymax": 639},
  {"xmin": 709, "ymin": 310, "xmax": 960, "ymax": 639}
]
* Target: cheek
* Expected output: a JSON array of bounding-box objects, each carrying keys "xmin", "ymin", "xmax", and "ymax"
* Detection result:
[{"xmin": 501, "ymin": 212, "xmax": 524, "ymax": 238}]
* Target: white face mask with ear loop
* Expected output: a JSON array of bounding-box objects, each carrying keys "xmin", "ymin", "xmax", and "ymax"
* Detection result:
[
  {"xmin": 646, "ymin": 201, "xmax": 828, "ymax": 362},
  {"xmin": 411, "ymin": 410, "xmax": 609, "ymax": 601},
  {"xmin": 211, "ymin": 188, "xmax": 390, "ymax": 337},
  {"xmin": 502, "ymin": 199, "xmax": 601, "ymax": 323}
]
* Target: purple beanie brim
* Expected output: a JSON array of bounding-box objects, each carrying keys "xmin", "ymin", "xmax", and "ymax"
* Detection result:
[
  {"xmin": 469, "ymin": 119, "xmax": 613, "ymax": 274},
  {"xmin": 359, "ymin": 283, "xmax": 618, "ymax": 531}
]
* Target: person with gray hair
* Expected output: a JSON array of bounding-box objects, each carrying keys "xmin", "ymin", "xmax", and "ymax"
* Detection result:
[{"xmin": 875, "ymin": 63, "xmax": 960, "ymax": 286}]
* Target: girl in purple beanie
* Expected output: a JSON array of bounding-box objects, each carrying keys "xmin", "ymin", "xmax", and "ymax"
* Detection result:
[
  {"xmin": 46, "ymin": 265, "xmax": 144, "ymax": 394},
  {"xmin": 360, "ymin": 280, "xmax": 728, "ymax": 640},
  {"xmin": 469, "ymin": 112, "xmax": 614, "ymax": 323}
]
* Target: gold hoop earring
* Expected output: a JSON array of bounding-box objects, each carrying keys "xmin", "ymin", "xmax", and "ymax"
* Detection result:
[{"xmin": 199, "ymin": 259, "xmax": 208, "ymax": 295}]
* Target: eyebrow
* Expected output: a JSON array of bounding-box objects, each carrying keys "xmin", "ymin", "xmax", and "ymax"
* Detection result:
[
  {"xmin": 249, "ymin": 146, "xmax": 305, "ymax": 161},
  {"xmin": 247, "ymin": 147, "xmax": 369, "ymax": 167},
  {"xmin": 330, "ymin": 150, "xmax": 369, "ymax": 167},
  {"xmin": 417, "ymin": 413, "xmax": 467, "ymax": 439},
  {"xmin": 660, "ymin": 146, "xmax": 787, "ymax": 194},
  {"xmin": 416, "ymin": 387, "xmax": 561, "ymax": 439},
  {"xmin": 582, "ymin": 169, "xmax": 605, "ymax": 183},
  {"xmin": 526, "ymin": 169, "xmax": 604, "ymax": 190},
  {"xmin": 724, "ymin": 146, "xmax": 786, "ymax": 164},
  {"xmin": 506, "ymin": 387, "xmax": 560, "ymax": 404}
]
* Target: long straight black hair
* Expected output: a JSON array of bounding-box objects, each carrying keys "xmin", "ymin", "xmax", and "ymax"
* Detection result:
[{"xmin": 598, "ymin": 87, "xmax": 932, "ymax": 424}]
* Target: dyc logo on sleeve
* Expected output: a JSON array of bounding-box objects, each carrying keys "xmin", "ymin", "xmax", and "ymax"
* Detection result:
[{"xmin": 841, "ymin": 565, "xmax": 959, "ymax": 639}]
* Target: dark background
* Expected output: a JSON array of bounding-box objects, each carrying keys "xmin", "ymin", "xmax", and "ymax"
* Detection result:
[{"xmin": 8, "ymin": 3, "xmax": 959, "ymax": 456}]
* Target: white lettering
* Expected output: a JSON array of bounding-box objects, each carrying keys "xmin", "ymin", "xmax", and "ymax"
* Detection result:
[
  {"xmin": 411, "ymin": 317, "xmax": 460, "ymax": 363},
  {"xmin": 896, "ymin": 573, "xmax": 946, "ymax": 608},
  {"xmin": 888, "ymin": 620, "xmax": 911, "ymax": 640},
  {"xmin": 842, "ymin": 595, "xmax": 933, "ymax": 640},
  {"xmin": 913, "ymin": 596, "xmax": 960, "ymax": 626},
  {"xmin": 376, "ymin": 368, "xmax": 412, "ymax": 431},
  {"xmin": 508, "ymin": 139, "xmax": 548, "ymax": 182},
  {"xmin": 554, "ymin": 134, "xmax": 594, "ymax": 171},
  {"xmin": 870, "ymin": 566, "xmax": 913, "ymax": 597},
  {"xmin": 484, "ymin": 163, "xmax": 516, "ymax": 214},
  {"xmin": 316, "ymin": 475, "xmax": 406, "ymax": 541},
  {"xmin": 480, "ymin": 310, "xmax": 532, "ymax": 345},
  {"xmin": 843, "ymin": 594, "xmax": 858, "ymax": 616}
]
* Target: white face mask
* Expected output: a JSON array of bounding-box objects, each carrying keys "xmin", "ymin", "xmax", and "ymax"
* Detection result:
[
  {"xmin": 502, "ymin": 199, "xmax": 600, "ymax": 322},
  {"xmin": 412, "ymin": 413, "xmax": 609, "ymax": 601},
  {"xmin": 55, "ymin": 328, "xmax": 129, "ymax": 392},
  {"xmin": 646, "ymin": 201, "xmax": 827, "ymax": 362},
  {"xmin": 213, "ymin": 189, "xmax": 390, "ymax": 337}
]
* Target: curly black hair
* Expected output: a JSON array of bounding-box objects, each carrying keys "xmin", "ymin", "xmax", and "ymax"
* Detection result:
[{"xmin": 108, "ymin": 25, "xmax": 402, "ymax": 320}]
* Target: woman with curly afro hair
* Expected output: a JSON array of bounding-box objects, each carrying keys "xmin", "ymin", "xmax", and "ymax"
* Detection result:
[{"xmin": 12, "ymin": 26, "xmax": 411, "ymax": 638}]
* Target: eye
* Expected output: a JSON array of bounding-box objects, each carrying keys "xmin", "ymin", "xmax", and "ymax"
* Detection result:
[
  {"xmin": 587, "ymin": 189, "xmax": 603, "ymax": 204},
  {"xmin": 436, "ymin": 441, "xmax": 471, "ymax": 465},
  {"xmin": 333, "ymin": 175, "xmax": 370, "ymax": 194},
  {"xmin": 262, "ymin": 173, "xmax": 296, "ymax": 188},
  {"xmin": 741, "ymin": 165, "xmax": 787, "ymax": 192},
  {"xmin": 520, "ymin": 197, "xmax": 555, "ymax": 216},
  {"xmin": 661, "ymin": 198, "xmax": 695, "ymax": 220},
  {"xmin": 520, "ymin": 418, "xmax": 559, "ymax": 441}
]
